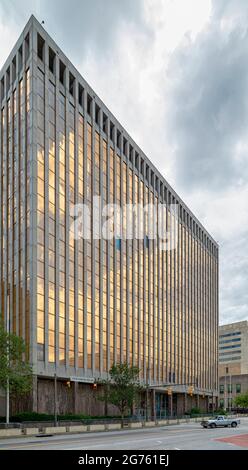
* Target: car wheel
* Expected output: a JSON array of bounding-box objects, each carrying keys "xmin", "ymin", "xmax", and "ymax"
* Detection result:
[
  {"xmin": 210, "ymin": 423, "xmax": 216, "ymax": 428},
  {"xmin": 231, "ymin": 422, "xmax": 237, "ymax": 428}
]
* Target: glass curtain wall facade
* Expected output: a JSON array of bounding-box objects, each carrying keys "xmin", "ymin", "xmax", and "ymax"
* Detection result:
[
  {"xmin": 0, "ymin": 39, "xmax": 31, "ymax": 361},
  {"xmin": 0, "ymin": 17, "xmax": 219, "ymax": 413}
]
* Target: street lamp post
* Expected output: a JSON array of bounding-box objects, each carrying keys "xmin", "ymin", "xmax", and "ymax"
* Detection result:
[
  {"xmin": 224, "ymin": 368, "xmax": 227, "ymax": 411},
  {"xmin": 6, "ymin": 290, "xmax": 10, "ymax": 427},
  {"xmin": 145, "ymin": 384, "xmax": 149, "ymax": 422},
  {"xmin": 145, "ymin": 367, "xmax": 150, "ymax": 422}
]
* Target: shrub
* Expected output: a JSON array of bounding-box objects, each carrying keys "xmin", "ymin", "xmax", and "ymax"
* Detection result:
[
  {"xmin": 190, "ymin": 407, "xmax": 201, "ymax": 415},
  {"xmin": 0, "ymin": 412, "xmax": 124, "ymax": 423},
  {"xmin": 215, "ymin": 408, "xmax": 227, "ymax": 415},
  {"xmin": 11, "ymin": 412, "xmax": 54, "ymax": 422}
]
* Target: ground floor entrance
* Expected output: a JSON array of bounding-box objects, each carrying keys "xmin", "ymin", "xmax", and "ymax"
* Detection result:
[{"xmin": 3, "ymin": 376, "xmax": 217, "ymax": 419}]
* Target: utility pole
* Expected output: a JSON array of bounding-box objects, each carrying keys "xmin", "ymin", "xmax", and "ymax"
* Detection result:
[
  {"xmin": 170, "ymin": 391, "xmax": 173, "ymax": 418},
  {"xmin": 229, "ymin": 372, "xmax": 232, "ymax": 414},
  {"xmin": 224, "ymin": 367, "xmax": 228, "ymax": 411},
  {"xmin": 54, "ymin": 373, "xmax": 58, "ymax": 426},
  {"xmin": 145, "ymin": 366, "xmax": 150, "ymax": 421}
]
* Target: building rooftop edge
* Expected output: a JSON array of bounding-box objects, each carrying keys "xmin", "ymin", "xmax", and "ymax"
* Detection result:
[{"xmin": 219, "ymin": 320, "xmax": 248, "ymax": 329}]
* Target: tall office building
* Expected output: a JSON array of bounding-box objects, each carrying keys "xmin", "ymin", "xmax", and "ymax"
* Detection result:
[
  {"xmin": 0, "ymin": 16, "xmax": 219, "ymax": 416},
  {"xmin": 219, "ymin": 321, "xmax": 248, "ymax": 410}
]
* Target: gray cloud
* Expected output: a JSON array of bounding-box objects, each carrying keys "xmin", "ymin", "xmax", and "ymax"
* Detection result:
[
  {"xmin": 220, "ymin": 232, "xmax": 248, "ymax": 324},
  {"xmin": 0, "ymin": 0, "xmax": 147, "ymax": 62},
  {"xmin": 213, "ymin": 0, "xmax": 248, "ymax": 23},
  {"xmin": 165, "ymin": 0, "xmax": 248, "ymax": 324},
  {"xmin": 166, "ymin": 3, "xmax": 248, "ymax": 191}
]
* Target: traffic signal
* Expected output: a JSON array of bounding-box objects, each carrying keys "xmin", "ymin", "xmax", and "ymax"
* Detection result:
[
  {"xmin": 65, "ymin": 380, "xmax": 71, "ymax": 388},
  {"xmin": 91, "ymin": 382, "xmax": 97, "ymax": 390},
  {"xmin": 167, "ymin": 387, "xmax": 172, "ymax": 396}
]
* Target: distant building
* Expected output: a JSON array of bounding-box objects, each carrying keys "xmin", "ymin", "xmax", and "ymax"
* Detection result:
[{"xmin": 219, "ymin": 321, "xmax": 248, "ymax": 410}]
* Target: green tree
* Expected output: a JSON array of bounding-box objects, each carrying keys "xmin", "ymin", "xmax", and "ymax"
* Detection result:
[
  {"xmin": 0, "ymin": 322, "xmax": 32, "ymax": 397},
  {"xmin": 234, "ymin": 392, "xmax": 248, "ymax": 408},
  {"xmin": 99, "ymin": 363, "xmax": 143, "ymax": 427}
]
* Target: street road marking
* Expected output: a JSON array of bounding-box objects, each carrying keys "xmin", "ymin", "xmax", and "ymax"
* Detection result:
[
  {"xmin": 0, "ymin": 427, "xmax": 187, "ymax": 449},
  {"xmin": 0, "ymin": 438, "xmax": 102, "ymax": 450},
  {"xmin": 0, "ymin": 434, "xmax": 176, "ymax": 450},
  {"xmin": 0, "ymin": 433, "xmax": 189, "ymax": 450}
]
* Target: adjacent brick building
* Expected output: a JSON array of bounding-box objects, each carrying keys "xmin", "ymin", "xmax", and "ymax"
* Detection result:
[{"xmin": 219, "ymin": 321, "xmax": 248, "ymax": 410}]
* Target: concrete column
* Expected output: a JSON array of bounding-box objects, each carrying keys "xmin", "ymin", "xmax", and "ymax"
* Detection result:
[
  {"xmin": 32, "ymin": 375, "xmax": 38, "ymax": 412},
  {"xmin": 197, "ymin": 394, "xmax": 200, "ymax": 409},
  {"xmin": 183, "ymin": 392, "xmax": 187, "ymax": 414},
  {"xmin": 83, "ymin": 90, "xmax": 88, "ymax": 372},
  {"xmin": 152, "ymin": 389, "xmax": 156, "ymax": 420},
  {"xmin": 170, "ymin": 393, "xmax": 173, "ymax": 417},
  {"xmin": 28, "ymin": 22, "xmax": 37, "ymax": 374},
  {"xmin": 91, "ymin": 98, "xmax": 96, "ymax": 375},
  {"xmin": 212, "ymin": 393, "xmax": 215, "ymax": 413},
  {"xmin": 99, "ymin": 109, "xmax": 103, "ymax": 375},
  {"xmin": 126, "ymin": 141, "xmax": 130, "ymax": 366},
  {"xmin": 74, "ymin": 81, "xmax": 79, "ymax": 374},
  {"xmin": 145, "ymin": 387, "xmax": 149, "ymax": 420},
  {"xmin": 104, "ymin": 396, "xmax": 108, "ymax": 417},
  {"xmin": 73, "ymin": 382, "xmax": 79, "ymax": 414}
]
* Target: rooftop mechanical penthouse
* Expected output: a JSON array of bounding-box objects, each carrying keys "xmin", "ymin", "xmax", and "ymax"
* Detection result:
[{"xmin": 0, "ymin": 16, "xmax": 219, "ymax": 416}]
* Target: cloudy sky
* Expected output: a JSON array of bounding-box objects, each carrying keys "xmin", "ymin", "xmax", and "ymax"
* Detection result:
[{"xmin": 0, "ymin": 0, "xmax": 248, "ymax": 325}]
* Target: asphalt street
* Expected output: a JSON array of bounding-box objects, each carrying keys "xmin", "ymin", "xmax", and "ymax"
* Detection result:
[{"xmin": 0, "ymin": 418, "xmax": 248, "ymax": 450}]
